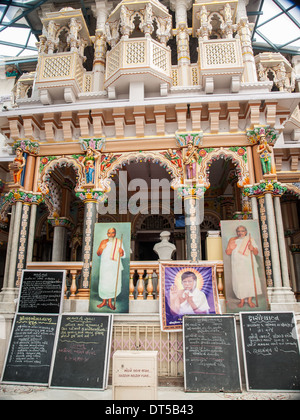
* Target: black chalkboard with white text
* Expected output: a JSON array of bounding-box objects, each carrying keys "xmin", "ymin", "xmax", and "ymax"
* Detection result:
[
  {"xmin": 17, "ymin": 270, "xmax": 65, "ymax": 314},
  {"xmin": 240, "ymin": 312, "xmax": 300, "ymax": 391},
  {"xmin": 183, "ymin": 315, "xmax": 242, "ymax": 393},
  {"xmin": 50, "ymin": 314, "xmax": 113, "ymax": 390},
  {"xmin": 1, "ymin": 314, "xmax": 59, "ymax": 385}
]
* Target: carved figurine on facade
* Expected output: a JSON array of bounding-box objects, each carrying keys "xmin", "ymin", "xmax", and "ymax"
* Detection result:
[
  {"xmin": 100, "ymin": 153, "xmax": 117, "ymax": 177},
  {"xmin": 9, "ymin": 147, "xmax": 26, "ymax": 186},
  {"xmin": 164, "ymin": 149, "xmax": 183, "ymax": 170},
  {"xmin": 82, "ymin": 146, "xmax": 101, "ymax": 185},
  {"xmin": 183, "ymin": 140, "xmax": 200, "ymax": 180},
  {"xmin": 257, "ymin": 134, "xmax": 273, "ymax": 176}
]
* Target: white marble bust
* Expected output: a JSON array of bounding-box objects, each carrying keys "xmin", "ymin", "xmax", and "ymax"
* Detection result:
[{"xmin": 153, "ymin": 231, "xmax": 176, "ymax": 260}]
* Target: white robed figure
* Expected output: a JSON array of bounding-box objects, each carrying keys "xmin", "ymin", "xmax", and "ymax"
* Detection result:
[
  {"xmin": 96, "ymin": 228, "xmax": 125, "ymax": 311},
  {"xmin": 226, "ymin": 225, "xmax": 262, "ymax": 308}
]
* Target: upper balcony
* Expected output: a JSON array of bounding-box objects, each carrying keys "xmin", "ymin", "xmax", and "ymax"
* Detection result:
[
  {"xmin": 34, "ymin": 7, "xmax": 92, "ymax": 105},
  {"xmin": 105, "ymin": 37, "xmax": 172, "ymax": 98},
  {"xmin": 198, "ymin": 38, "xmax": 244, "ymax": 93},
  {"xmin": 104, "ymin": 0, "xmax": 173, "ymax": 99}
]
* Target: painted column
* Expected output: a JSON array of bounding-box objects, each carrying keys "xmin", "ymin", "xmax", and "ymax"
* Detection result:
[
  {"xmin": 264, "ymin": 193, "xmax": 282, "ymax": 288},
  {"xmin": 78, "ymin": 199, "xmax": 97, "ymax": 297},
  {"xmin": 179, "ymin": 184, "xmax": 205, "ymax": 262},
  {"xmin": 257, "ymin": 195, "xmax": 273, "ymax": 287},
  {"xmin": 0, "ymin": 204, "xmax": 16, "ymax": 308},
  {"xmin": 244, "ymin": 180, "xmax": 299, "ymax": 305},
  {"xmin": 184, "ymin": 197, "xmax": 201, "ymax": 262},
  {"xmin": 7, "ymin": 201, "xmax": 23, "ymax": 290},
  {"xmin": 26, "ymin": 203, "xmax": 38, "ymax": 264},
  {"xmin": 15, "ymin": 202, "xmax": 31, "ymax": 287},
  {"xmin": 274, "ymin": 196, "xmax": 295, "ymax": 294}
]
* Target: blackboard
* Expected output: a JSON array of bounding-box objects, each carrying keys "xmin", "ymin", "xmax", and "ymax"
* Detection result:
[
  {"xmin": 18, "ymin": 270, "xmax": 66, "ymax": 314},
  {"xmin": 50, "ymin": 314, "xmax": 113, "ymax": 390},
  {"xmin": 240, "ymin": 312, "xmax": 300, "ymax": 391},
  {"xmin": 1, "ymin": 314, "xmax": 59, "ymax": 385},
  {"xmin": 183, "ymin": 315, "xmax": 242, "ymax": 393}
]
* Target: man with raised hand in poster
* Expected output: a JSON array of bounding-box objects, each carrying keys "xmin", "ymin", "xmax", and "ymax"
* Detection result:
[
  {"xmin": 225, "ymin": 225, "xmax": 262, "ymax": 309},
  {"xmin": 97, "ymin": 227, "xmax": 125, "ymax": 311}
]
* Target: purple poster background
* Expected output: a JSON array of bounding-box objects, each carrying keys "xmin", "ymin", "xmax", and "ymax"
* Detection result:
[{"xmin": 160, "ymin": 264, "xmax": 220, "ymax": 332}]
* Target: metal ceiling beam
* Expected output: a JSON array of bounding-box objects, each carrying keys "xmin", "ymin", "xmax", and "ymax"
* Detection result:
[
  {"xmin": 256, "ymin": 5, "xmax": 296, "ymax": 29},
  {"xmin": 251, "ymin": 0, "xmax": 265, "ymax": 41},
  {"xmin": 0, "ymin": 39, "xmax": 37, "ymax": 50},
  {"xmin": 0, "ymin": 0, "xmax": 12, "ymax": 25},
  {"xmin": 0, "ymin": 0, "xmax": 49, "ymax": 33},
  {"xmin": 256, "ymin": 29, "xmax": 279, "ymax": 52},
  {"xmin": 272, "ymin": 0, "xmax": 300, "ymax": 29},
  {"xmin": 0, "ymin": 1, "xmax": 37, "ymax": 9},
  {"xmin": 278, "ymin": 36, "xmax": 300, "ymax": 50},
  {"xmin": 253, "ymin": 43, "xmax": 300, "ymax": 55}
]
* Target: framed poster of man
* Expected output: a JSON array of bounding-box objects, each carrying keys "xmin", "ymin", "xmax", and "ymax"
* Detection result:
[
  {"xmin": 89, "ymin": 223, "xmax": 131, "ymax": 314},
  {"xmin": 160, "ymin": 262, "xmax": 220, "ymax": 332},
  {"xmin": 221, "ymin": 220, "xmax": 269, "ymax": 313}
]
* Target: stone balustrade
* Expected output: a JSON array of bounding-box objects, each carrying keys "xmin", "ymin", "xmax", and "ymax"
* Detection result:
[{"xmin": 26, "ymin": 260, "xmax": 225, "ymax": 304}]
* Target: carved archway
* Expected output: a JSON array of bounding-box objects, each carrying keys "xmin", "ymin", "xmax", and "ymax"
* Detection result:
[
  {"xmin": 99, "ymin": 151, "xmax": 183, "ymax": 191},
  {"xmin": 198, "ymin": 147, "xmax": 250, "ymax": 188},
  {"xmin": 38, "ymin": 156, "xmax": 85, "ymax": 216}
]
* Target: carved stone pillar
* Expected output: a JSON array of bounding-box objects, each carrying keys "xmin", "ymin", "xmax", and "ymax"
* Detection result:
[
  {"xmin": 244, "ymin": 181, "xmax": 299, "ymax": 310},
  {"xmin": 0, "ymin": 191, "xmax": 42, "ymax": 311},
  {"xmin": 92, "ymin": 0, "xmax": 113, "ymax": 91},
  {"xmin": 236, "ymin": 17, "xmax": 257, "ymax": 83},
  {"xmin": 177, "ymin": 184, "xmax": 206, "ymax": 262},
  {"xmin": 80, "ymin": 199, "xmax": 97, "ymax": 294},
  {"xmin": 171, "ymin": 0, "xmax": 193, "ymax": 85}
]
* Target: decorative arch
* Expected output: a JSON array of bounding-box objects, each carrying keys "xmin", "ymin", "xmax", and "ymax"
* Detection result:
[
  {"xmin": 130, "ymin": 10, "xmax": 144, "ymax": 27},
  {"xmin": 39, "ymin": 156, "xmax": 85, "ymax": 216},
  {"xmin": 99, "ymin": 151, "xmax": 183, "ymax": 191},
  {"xmin": 39, "ymin": 156, "xmax": 85, "ymax": 194},
  {"xmin": 199, "ymin": 147, "xmax": 250, "ymax": 188},
  {"xmin": 208, "ymin": 12, "xmax": 224, "ymax": 39},
  {"xmin": 283, "ymin": 183, "xmax": 300, "ymax": 198}
]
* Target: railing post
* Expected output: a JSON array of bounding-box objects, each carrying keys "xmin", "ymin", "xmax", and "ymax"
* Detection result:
[
  {"xmin": 216, "ymin": 265, "xmax": 225, "ymax": 300},
  {"xmin": 69, "ymin": 269, "xmax": 78, "ymax": 298},
  {"xmin": 155, "ymin": 269, "xmax": 159, "ymax": 300},
  {"xmin": 129, "ymin": 269, "xmax": 135, "ymax": 300},
  {"xmin": 147, "ymin": 269, "xmax": 154, "ymax": 301},
  {"xmin": 137, "ymin": 269, "xmax": 145, "ymax": 300}
]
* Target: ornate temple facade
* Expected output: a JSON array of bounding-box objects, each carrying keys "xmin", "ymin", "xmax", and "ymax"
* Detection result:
[{"xmin": 0, "ymin": 0, "xmax": 300, "ymax": 381}]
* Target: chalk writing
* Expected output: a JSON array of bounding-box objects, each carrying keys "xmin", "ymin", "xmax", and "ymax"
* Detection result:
[
  {"xmin": 18, "ymin": 271, "xmax": 64, "ymax": 314},
  {"xmin": 2, "ymin": 315, "xmax": 58, "ymax": 385},
  {"xmin": 241, "ymin": 312, "xmax": 300, "ymax": 391},
  {"xmin": 184, "ymin": 316, "xmax": 241, "ymax": 393}
]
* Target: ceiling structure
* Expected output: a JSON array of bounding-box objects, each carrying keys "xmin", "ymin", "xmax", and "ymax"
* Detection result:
[{"xmin": 0, "ymin": 0, "xmax": 299, "ymax": 73}]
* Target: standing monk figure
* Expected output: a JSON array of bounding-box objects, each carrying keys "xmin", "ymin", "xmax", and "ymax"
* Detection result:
[
  {"xmin": 97, "ymin": 228, "xmax": 125, "ymax": 311},
  {"xmin": 225, "ymin": 225, "xmax": 262, "ymax": 308}
]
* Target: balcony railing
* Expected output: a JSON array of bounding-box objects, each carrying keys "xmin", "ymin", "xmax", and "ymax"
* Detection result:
[
  {"xmin": 198, "ymin": 38, "xmax": 243, "ymax": 72},
  {"xmin": 26, "ymin": 260, "xmax": 225, "ymax": 302},
  {"xmin": 35, "ymin": 51, "xmax": 86, "ymax": 102},
  {"xmin": 105, "ymin": 37, "xmax": 172, "ymax": 90}
]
